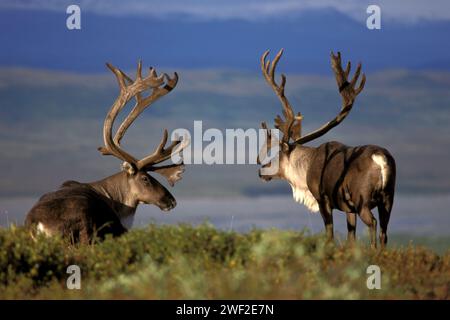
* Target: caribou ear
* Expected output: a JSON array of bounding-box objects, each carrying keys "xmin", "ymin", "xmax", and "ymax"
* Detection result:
[
  {"xmin": 150, "ymin": 163, "xmax": 185, "ymax": 187},
  {"xmin": 122, "ymin": 162, "xmax": 137, "ymax": 176}
]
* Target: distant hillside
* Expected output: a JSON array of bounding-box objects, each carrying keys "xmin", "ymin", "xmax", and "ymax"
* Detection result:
[{"xmin": 0, "ymin": 67, "xmax": 449, "ymax": 197}]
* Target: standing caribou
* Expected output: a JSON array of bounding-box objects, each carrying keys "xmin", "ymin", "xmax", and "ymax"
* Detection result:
[
  {"xmin": 257, "ymin": 50, "xmax": 396, "ymax": 248},
  {"xmin": 25, "ymin": 61, "xmax": 187, "ymax": 243}
]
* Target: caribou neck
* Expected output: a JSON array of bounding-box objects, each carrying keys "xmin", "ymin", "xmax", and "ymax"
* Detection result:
[
  {"xmin": 283, "ymin": 145, "xmax": 315, "ymax": 184},
  {"xmin": 283, "ymin": 145, "xmax": 320, "ymax": 212},
  {"xmin": 88, "ymin": 171, "xmax": 138, "ymax": 218}
]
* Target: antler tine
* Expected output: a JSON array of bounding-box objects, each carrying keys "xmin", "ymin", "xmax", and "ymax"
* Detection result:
[
  {"xmin": 257, "ymin": 121, "xmax": 272, "ymax": 165},
  {"xmin": 106, "ymin": 62, "xmax": 127, "ymax": 92},
  {"xmin": 261, "ymin": 121, "xmax": 270, "ymax": 135},
  {"xmin": 136, "ymin": 129, "xmax": 187, "ymax": 170},
  {"xmin": 294, "ymin": 51, "xmax": 366, "ymax": 145},
  {"xmin": 355, "ymin": 73, "xmax": 366, "ymax": 95},
  {"xmin": 344, "ymin": 61, "xmax": 351, "ymax": 78},
  {"xmin": 261, "ymin": 49, "xmax": 302, "ymax": 144},
  {"xmin": 136, "ymin": 60, "xmax": 143, "ymax": 80}
]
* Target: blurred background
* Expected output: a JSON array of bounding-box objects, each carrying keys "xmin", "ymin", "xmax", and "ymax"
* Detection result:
[{"xmin": 0, "ymin": 1, "xmax": 449, "ymax": 247}]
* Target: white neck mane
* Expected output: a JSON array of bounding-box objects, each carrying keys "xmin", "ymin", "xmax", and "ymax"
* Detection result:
[{"xmin": 284, "ymin": 150, "xmax": 320, "ymax": 213}]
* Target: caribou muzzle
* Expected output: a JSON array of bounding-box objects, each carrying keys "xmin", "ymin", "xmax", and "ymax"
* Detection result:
[{"xmin": 158, "ymin": 196, "xmax": 177, "ymax": 212}]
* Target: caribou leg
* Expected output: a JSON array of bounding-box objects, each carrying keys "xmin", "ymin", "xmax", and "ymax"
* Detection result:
[
  {"xmin": 359, "ymin": 207, "xmax": 377, "ymax": 248},
  {"xmin": 378, "ymin": 195, "xmax": 393, "ymax": 248},
  {"xmin": 346, "ymin": 212, "xmax": 357, "ymax": 243},
  {"xmin": 319, "ymin": 203, "xmax": 334, "ymax": 241}
]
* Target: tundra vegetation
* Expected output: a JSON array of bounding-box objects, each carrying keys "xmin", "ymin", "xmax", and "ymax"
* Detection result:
[{"xmin": 0, "ymin": 224, "xmax": 448, "ymax": 299}]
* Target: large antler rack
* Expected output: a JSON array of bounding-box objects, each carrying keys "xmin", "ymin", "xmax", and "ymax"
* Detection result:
[
  {"xmin": 260, "ymin": 49, "xmax": 366, "ymax": 147},
  {"xmin": 98, "ymin": 61, "xmax": 187, "ymax": 182}
]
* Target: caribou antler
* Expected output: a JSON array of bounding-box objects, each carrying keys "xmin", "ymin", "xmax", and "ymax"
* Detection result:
[
  {"xmin": 98, "ymin": 61, "xmax": 186, "ymax": 174},
  {"xmin": 261, "ymin": 49, "xmax": 303, "ymax": 145},
  {"xmin": 294, "ymin": 51, "xmax": 366, "ymax": 144},
  {"xmin": 113, "ymin": 61, "xmax": 179, "ymax": 146},
  {"xmin": 136, "ymin": 129, "xmax": 184, "ymax": 169}
]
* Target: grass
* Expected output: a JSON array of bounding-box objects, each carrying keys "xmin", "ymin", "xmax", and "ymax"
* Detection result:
[{"xmin": 0, "ymin": 223, "xmax": 449, "ymax": 299}]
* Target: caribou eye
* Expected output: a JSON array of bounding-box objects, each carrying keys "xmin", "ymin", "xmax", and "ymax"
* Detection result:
[{"xmin": 141, "ymin": 176, "xmax": 150, "ymax": 184}]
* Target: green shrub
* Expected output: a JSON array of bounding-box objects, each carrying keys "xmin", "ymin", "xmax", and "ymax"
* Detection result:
[{"xmin": 0, "ymin": 224, "xmax": 448, "ymax": 299}]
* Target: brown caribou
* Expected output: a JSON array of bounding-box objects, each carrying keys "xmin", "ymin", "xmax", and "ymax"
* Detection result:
[
  {"xmin": 25, "ymin": 61, "xmax": 188, "ymax": 243},
  {"xmin": 257, "ymin": 49, "xmax": 396, "ymax": 248}
]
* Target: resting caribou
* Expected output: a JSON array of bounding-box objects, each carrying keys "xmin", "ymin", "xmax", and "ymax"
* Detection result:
[
  {"xmin": 257, "ymin": 50, "xmax": 396, "ymax": 248},
  {"xmin": 25, "ymin": 61, "xmax": 187, "ymax": 243}
]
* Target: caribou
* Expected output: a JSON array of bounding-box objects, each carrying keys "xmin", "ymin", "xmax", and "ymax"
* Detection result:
[
  {"xmin": 25, "ymin": 61, "xmax": 187, "ymax": 243},
  {"xmin": 257, "ymin": 50, "xmax": 396, "ymax": 248}
]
